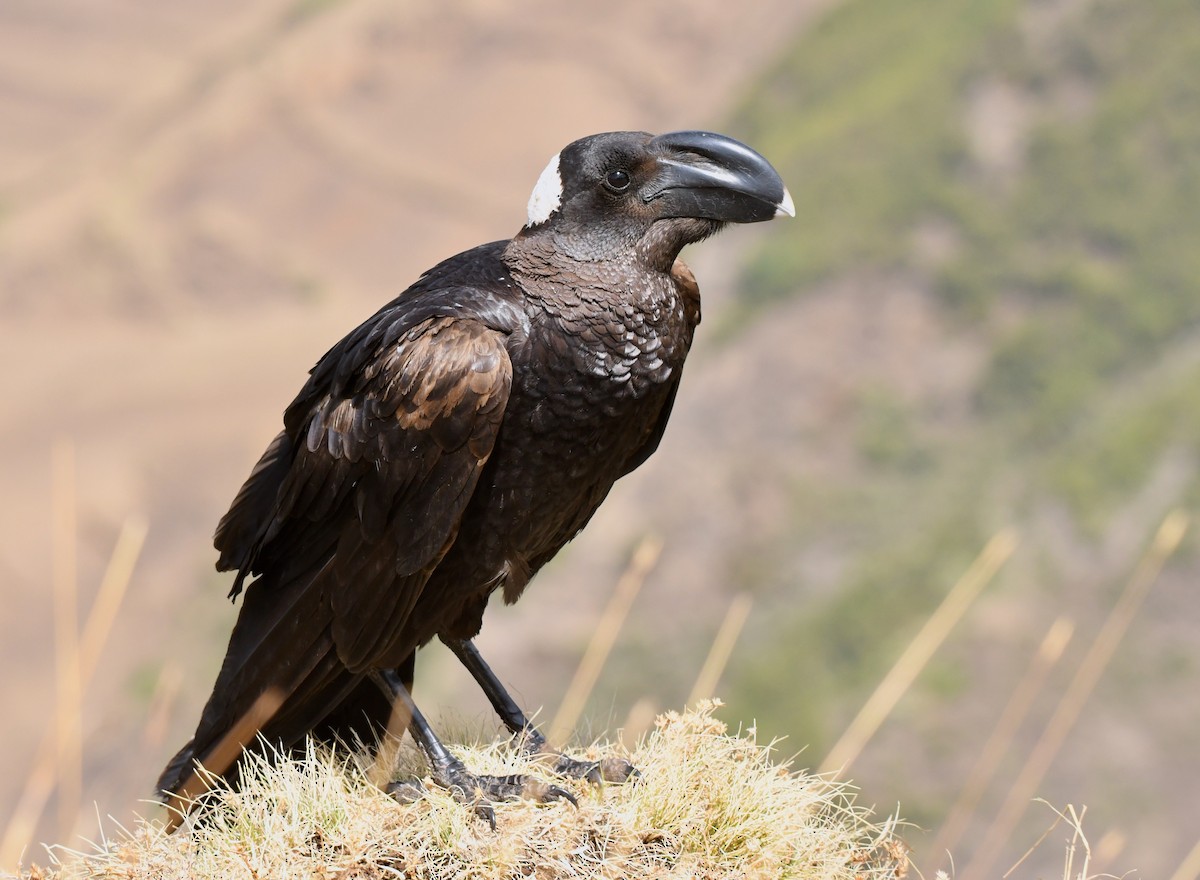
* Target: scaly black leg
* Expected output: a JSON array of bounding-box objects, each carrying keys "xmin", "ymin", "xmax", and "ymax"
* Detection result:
[
  {"xmin": 440, "ymin": 636, "xmax": 636, "ymax": 784},
  {"xmin": 369, "ymin": 667, "xmax": 575, "ymax": 828}
]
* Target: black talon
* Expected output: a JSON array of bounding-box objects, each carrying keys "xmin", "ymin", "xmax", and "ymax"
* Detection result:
[
  {"xmin": 478, "ymin": 804, "xmax": 496, "ymax": 830},
  {"xmin": 526, "ymin": 779, "xmax": 579, "ymax": 808},
  {"xmin": 585, "ymin": 763, "xmax": 604, "ymax": 786},
  {"xmin": 443, "ymin": 767, "xmax": 579, "ymax": 809},
  {"xmin": 432, "ymin": 764, "xmax": 496, "ymax": 828}
]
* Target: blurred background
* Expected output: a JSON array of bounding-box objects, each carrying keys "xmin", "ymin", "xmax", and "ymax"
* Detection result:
[{"xmin": 2, "ymin": 0, "xmax": 1198, "ymax": 877}]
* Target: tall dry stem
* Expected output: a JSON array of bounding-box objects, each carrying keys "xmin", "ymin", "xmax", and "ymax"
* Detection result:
[
  {"xmin": 1, "ymin": 512, "xmax": 146, "ymax": 871},
  {"xmin": 51, "ymin": 439, "xmax": 82, "ymax": 840},
  {"xmin": 961, "ymin": 511, "xmax": 1187, "ymax": 880},
  {"xmin": 821, "ymin": 528, "xmax": 1017, "ymax": 775},
  {"xmin": 1168, "ymin": 836, "xmax": 1200, "ymax": 880},
  {"xmin": 549, "ymin": 535, "xmax": 661, "ymax": 743},
  {"xmin": 687, "ymin": 592, "xmax": 752, "ymax": 706},
  {"xmin": 928, "ymin": 616, "xmax": 1074, "ymax": 870}
]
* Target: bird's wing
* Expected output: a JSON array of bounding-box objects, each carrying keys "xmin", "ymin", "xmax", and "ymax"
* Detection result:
[{"xmin": 215, "ymin": 312, "xmax": 513, "ymax": 672}]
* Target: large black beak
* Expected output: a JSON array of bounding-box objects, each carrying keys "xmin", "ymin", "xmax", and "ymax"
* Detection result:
[{"xmin": 645, "ymin": 130, "xmax": 794, "ymax": 224}]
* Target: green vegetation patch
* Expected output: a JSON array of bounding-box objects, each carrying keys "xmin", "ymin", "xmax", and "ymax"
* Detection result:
[{"xmin": 713, "ymin": 0, "xmax": 1200, "ymax": 761}]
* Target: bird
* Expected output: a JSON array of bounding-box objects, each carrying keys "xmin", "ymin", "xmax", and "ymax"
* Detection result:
[{"xmin": 158, "ymin": 129, "xmax": 792, "ymax": 824}]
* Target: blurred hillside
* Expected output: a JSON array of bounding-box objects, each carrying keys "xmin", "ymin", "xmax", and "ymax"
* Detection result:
[
  {"xmin": 714, "ymin": 0, "xmax": 1200, "ymax": 875},
  {"xmin": 2, "ymin": 0, "xmax": 1197, "ymax": 878}
]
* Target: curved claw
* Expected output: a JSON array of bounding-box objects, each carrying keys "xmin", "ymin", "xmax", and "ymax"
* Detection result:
[
  {"xmin": 524, "ymin": 778, "xmax": 579, "ymax": 808},
  {"xmin": 474, "ymin": 800, "xmax": 497, "ymax": 831}
]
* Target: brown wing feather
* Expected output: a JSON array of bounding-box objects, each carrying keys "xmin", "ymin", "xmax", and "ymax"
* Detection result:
[
  {"xmin": 264, "ymin": 316, "xmax": 511, "ymax": 669},
  {"xmin": 163, "ymin": 316, "xmax": 512, "ymax": 795}
]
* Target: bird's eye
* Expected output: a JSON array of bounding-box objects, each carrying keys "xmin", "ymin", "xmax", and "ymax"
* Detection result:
[{"xmin": 604, "ymin": 169, "xmax": 632, "ymax": 192}]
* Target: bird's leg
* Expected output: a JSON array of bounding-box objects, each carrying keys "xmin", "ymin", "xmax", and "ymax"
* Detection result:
[
  {"xmin": 440, "ymin": 637, "xmax": 544, "ymax": 753},
  {"xmin": 394, "ymin": 652, "xmax": 416, "ymax": 693},
  {"xmin": 440, "ymin": 636, "xmax": 636, "ymax": 784},
  {"xmin": 368, "ymin": 658, "xmax": 424, "ymax": 804},
  {"xmin": 369, "ymin": 668, "xmax": 575, "ymax": 828}
]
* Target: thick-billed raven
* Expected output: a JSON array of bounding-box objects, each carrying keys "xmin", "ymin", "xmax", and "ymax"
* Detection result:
[{"xmin": 159, "ymin": 130, "xmax": 791, "ymax": 822}]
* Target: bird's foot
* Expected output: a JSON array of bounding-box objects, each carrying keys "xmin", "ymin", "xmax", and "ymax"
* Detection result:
[
  {"xmin": 386, "ymin": 761, "xmax": 577, "ymax": 829},
  {"xmin": 510, "ymin": 726, "xmax": 638, "ymax": 785},
  {"xmin": 548, "ymin": 753, "xmax": 639, "ymax": 785}
]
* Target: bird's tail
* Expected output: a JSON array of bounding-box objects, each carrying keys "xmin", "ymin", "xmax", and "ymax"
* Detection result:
[
  {"xmin": 158, "ymin": 738, "xmax": 198, "ymax": 802},
  {"xmin": 156, "ymin": 559, "xmax": 376, "ymax": 818}
]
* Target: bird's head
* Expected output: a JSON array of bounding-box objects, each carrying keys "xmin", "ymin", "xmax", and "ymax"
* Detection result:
[{"xmin": 516, "ymin": 130, "xmax": 792, "ymax": 269}]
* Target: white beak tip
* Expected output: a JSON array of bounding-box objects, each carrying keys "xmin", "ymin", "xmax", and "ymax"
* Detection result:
[{"xmin": 775, "ymin": 187, "xmax": 796, "ymax": 219}]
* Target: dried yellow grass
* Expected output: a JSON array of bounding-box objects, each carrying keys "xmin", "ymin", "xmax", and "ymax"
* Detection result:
[{"xmin": 19, "ymin": 703, "xmax": 906, "ymax": 880}]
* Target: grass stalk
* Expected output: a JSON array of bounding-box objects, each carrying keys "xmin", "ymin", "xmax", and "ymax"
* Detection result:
[
  {"xmin": 78, "ymin": 517, "xmax": 147, "ymax": 679},
  {"xmin": 686, "ymin": 592, "xmax": 752, "ymax": 706},
  {"xmin": 165, "ymin": 686, "xmax": 288, "ymax": 827},
  {"xmin": 140, "ymin": 663, "xmax": 184, "ymax": 749},
  {"xmin": 1168, "ymin": 836, "xmax": 1200, "ymax": 880},
  {"xmin": 928, "ymin": 615, "xmax": 1075, "ymax": 870},
  {"xmin": 367, "ymin": 686, "xmax": 415, "ymax": 790},
  {"xmin": 820, "ymin": 528, "xmax": 1018, "ymax": 775},
  {"xmin": 961, "ymin": 510, "xmax": 1188, "ymax": 880},
  {"xmin": 1, "ymin": 513, "xmax": 147, "ymax": 871},
  {"xmin": 51, "ymin": 439, "xmax": 82, "ymax": 841},
  {"xmin": 549, "ymin": 535, "xmax": 661, "ymax": 744},
  {"xmin": 619, "ymin": 695, "xmax": 660, "ymax": 750}
]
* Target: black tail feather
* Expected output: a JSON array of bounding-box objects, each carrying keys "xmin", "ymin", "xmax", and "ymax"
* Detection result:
[{"xmin": 158, "ymin": 557, "xmax": 344, "ymax": 805}]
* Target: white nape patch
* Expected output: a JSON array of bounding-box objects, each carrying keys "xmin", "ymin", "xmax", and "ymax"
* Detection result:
[{"xmin": 525, "ymin": 152, "xmax": 563, "ymax": 227}]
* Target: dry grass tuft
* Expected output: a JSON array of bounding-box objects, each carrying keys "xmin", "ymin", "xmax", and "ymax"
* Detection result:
[{"xmin": 19, "ymin": 702, "xmax": 905, "ymax": 880}]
